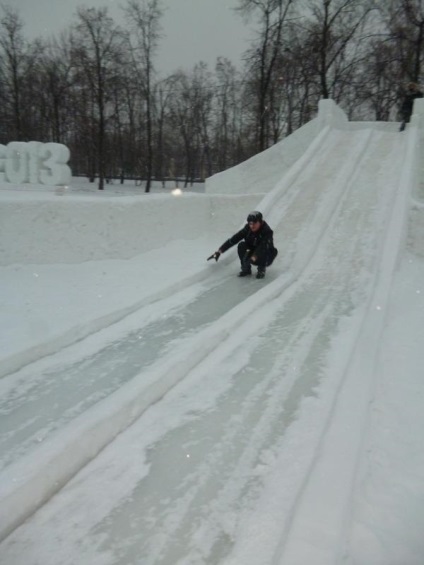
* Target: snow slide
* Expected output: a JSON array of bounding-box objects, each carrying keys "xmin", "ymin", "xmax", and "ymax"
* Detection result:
[{"xmin": 0, "ymin": 106, "xmax": 420, "ymax": 563}]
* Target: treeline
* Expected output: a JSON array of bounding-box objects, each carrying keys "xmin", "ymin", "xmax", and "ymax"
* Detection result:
[{"xmin": 0, "ymin": 0, "xmax": 423, "ymax": 191}]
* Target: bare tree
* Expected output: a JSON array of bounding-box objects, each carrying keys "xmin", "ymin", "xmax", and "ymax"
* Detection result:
[
  {"xmin": 124, "ymin": 0, "xmax": 163, "ymax": 192},
  {"xmin": 274, "ymin": 38, "xmax": 317, "ymax": 134},
  {"xmin": 0, "ymin": 5, "xmax": 42, "ymax": 141},
  {"xmin": 169, "ymin": 65, "xmax": 213, "ymax": 186},
  {"xmin": 214, "ymin": 58, "xmax": 240, "ymax": 171},
  {"xmin": 304, "ymin": 0, "xmax": 375, "ymax": 100},
  {"xmin": 72, "ymin": 7, "xmax": 124, "ymax": 190},
  {"xmin": 382, "ymin": 0, "xmax": 424, "ymax": 82},
  {"xmin": 37, "ymin": 33, "xmax": 74, "ymax": 143},
  {"xmin": 237, "ymin": 0, "xmax": 295, "ymax": 151},
  {"xmin": 152, "ymin": 75, "xmax": 177, "ymax": 185}
]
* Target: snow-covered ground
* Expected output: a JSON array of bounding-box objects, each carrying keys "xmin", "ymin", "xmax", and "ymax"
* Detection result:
[{"xmin": 1, "ymin": 100, "xmax": 424, "ymax": 565}]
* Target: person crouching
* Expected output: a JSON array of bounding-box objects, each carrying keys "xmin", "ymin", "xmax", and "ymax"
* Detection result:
[{"xmin": 208, "ymin": 211, "xmax": 278, "ymax": 279}]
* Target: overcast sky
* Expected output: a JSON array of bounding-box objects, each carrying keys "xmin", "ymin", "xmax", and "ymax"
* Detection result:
[{"xmin": 12, "ymin": 0, "xmax": 254, "ymax": 74}]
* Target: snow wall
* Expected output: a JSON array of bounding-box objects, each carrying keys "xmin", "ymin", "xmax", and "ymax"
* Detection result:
[{"xmin": 0, "ymin": 193, "xmax": 260, "ymax": 266}]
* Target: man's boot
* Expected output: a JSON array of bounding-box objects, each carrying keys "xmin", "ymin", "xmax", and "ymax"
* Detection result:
[
  {"xmin": 256, "ymin": 267, "xmax": 266, "ymax": 279},
  {"xmin": 238, "ymin": 253, "xmax": 252, "ymax": 277}
]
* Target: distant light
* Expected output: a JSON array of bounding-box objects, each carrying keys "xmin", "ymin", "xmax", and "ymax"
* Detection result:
[{"xmin": 172, "ymin": 188, "xmax": 182, "ymax": 196}]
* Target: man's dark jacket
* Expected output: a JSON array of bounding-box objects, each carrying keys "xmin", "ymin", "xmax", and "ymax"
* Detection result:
[
  {"xmin": 220, "ymin": 221, "xmax": 275, "ymax": 257},
  {"xmin": 401, "ymin": 90, "xmax": 423, "ymax": 119}
]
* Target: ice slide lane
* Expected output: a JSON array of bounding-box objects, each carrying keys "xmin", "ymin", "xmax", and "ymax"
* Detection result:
[
  {"xmin": 0, "ymin": 127, "xmax": 381, "ymax": 544},
  {"xmin": 0, "ymin": 128, "xmax": 408, "ymax": 563}
]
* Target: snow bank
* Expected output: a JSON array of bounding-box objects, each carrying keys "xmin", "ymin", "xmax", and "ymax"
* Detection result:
[{"xmin": 0, "ymin": 191, "xmax": 260, "ymax": 265}]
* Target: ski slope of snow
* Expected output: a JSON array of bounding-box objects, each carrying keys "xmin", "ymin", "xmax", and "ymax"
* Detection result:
[{"xmin": 1, "ymin": 100, "xmax": 424, "ymax": 564}]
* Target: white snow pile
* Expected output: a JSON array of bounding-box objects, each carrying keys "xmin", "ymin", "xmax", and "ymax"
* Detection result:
[{"xmin": 1, "ymin": 99, "xmax": 424, "ymax": 565}]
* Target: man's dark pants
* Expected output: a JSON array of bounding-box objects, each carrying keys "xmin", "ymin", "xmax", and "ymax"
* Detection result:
[{"xmin": 237, "ymin": 241, "xmax": 278, "ymax": 271}]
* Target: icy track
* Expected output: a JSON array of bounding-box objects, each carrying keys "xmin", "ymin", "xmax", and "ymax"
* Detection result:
[{"xmin": 1, "ymin": 102, "xmax": 424, "ymax": 564}]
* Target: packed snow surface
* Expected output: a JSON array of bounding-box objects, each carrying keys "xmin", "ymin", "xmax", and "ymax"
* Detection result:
[{"xmin": 1, "ymin": 100, "xmax": 424, "ymax": 564}]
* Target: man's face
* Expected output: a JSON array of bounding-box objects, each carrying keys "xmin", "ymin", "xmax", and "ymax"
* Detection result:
[{"xmin": 248, "ymin": 220, "xmax": 261, "ymax": 232}]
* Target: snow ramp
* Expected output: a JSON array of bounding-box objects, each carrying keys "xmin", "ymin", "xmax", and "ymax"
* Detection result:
[{"xmin": 0, "ymin": 100, "xmax": 422, "ymax": 564}]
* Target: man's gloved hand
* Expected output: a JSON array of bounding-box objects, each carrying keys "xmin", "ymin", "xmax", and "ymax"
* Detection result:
[{"xmin": 207, "ymin": 251, "xmax": 221, "ymax": 262}]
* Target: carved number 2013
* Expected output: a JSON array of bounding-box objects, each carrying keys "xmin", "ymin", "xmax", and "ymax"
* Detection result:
[{"xmin": 0, "ymin": 142, "xmax": 72, "ymax": 186}]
